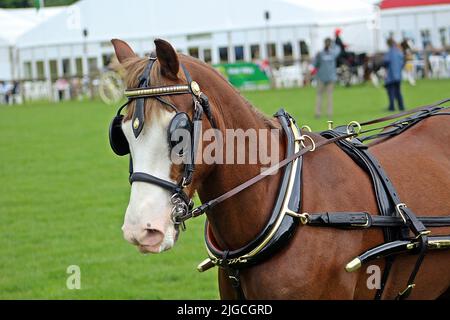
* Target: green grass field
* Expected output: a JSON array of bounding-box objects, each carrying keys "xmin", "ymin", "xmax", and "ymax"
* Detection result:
[{"xmin": 0, "ymin": 79, "xmax": 449, "ymax": 299}]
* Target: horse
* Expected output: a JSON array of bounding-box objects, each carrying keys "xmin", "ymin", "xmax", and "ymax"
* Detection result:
[{"xmin": 110, "ymin": 38, "xmax": 450, "ymax": 299}]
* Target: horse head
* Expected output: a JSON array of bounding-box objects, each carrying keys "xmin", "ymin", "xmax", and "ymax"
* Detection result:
[{"xmin": 110, "ymin": 39, "xmax": 215, "ymax": 253}]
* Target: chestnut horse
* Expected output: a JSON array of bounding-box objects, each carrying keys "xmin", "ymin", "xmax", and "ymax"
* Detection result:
[{"xmin": 111, "ymin": 39, "xmax": 450, "ymax": 299}]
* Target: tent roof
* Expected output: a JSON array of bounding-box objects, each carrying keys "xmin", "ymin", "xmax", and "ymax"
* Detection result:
[
  {"xmin": 380, "ymin": 0, "xmax": 450, "ymax": 9},
  {"xmin": 0, "ymin": 7, "xmax": 64, "ymax": 46},
  {"xmin": 17, "ymin": 0, "xmax": 374, "ymax": 48}
]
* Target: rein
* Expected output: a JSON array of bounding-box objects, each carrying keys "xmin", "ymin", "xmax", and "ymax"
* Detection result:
[{"xmin": 359, "ymin": 98, "xmax": 450, "ymax": 126}]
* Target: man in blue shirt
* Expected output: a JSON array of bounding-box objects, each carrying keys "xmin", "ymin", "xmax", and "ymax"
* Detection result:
[
  {"xmin": 314, "ymin": 38, "xmax": 341, "ymax": 118},
  {"xmin": 384, "ymin": 38, "xmax": 405, "ymax": 111}
]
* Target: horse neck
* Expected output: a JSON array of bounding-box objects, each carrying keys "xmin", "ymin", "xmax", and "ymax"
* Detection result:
[{"xmin": 187, "ymin": 60, "xmax": 285, "ymax": 250}]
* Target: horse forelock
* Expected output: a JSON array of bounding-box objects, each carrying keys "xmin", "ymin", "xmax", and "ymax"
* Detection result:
[{"xmin": 121, "ymin": 56, "xmax": 171, "ymax": 122}]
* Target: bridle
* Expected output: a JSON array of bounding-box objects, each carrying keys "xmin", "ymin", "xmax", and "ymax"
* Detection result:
[{"xmin": 109, "ymin": 53, "xmax": 216, "ymax": 230}]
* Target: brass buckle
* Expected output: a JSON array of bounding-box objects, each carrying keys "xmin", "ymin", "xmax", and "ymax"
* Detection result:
[
  {"xmin": 398, "ymin": 284, "xmax": 415, "ymax": 297},
  {"xmin": 396, "ymin": 203, "xmax": 431, "ymax": 238},
  {"xmin": 415, "ymin": 230, "xmax": 431, "ymax": 239},
  {"xmin": 351, "ymin": 213, "xmax": 370, "ymax": 228},
  {"xmin": 395, "ymin": 203, "xmax": 408, "ymax": 224},
  {"xmin": 181, "ymin": 177, "xmax": 189, "ymax": 188}
]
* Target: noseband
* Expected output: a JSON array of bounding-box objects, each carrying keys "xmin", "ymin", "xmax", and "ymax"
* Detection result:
[{"xmin": 109, "ymin": 54, "xmax": 216, "ymax": 230}]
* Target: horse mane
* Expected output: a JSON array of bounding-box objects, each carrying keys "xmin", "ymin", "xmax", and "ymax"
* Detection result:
[
  {"xmin": 179, "ymin": 55, "xmax": 277, "ymax": 129},
  {"xmin": 121, "ymin": 54, "xmax": 277, "ymax": 129}
]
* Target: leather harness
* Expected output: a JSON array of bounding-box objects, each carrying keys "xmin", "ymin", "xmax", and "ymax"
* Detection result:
[
  {"xmin": 109, "ymin": 57, "xmax": 450, "ymax": 300},
  {"xmin": 193, "ymin": 100, "xmax": 450, "ymax": 300}
]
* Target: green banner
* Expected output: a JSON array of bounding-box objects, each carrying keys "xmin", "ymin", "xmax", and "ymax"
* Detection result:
[
  {"xmin": 34, "ymin": 0, "xmax": 43, "ymax": 10},
  {"xmin": 214, "ymin": 62, "xmax": 270, "ymax": 90}
]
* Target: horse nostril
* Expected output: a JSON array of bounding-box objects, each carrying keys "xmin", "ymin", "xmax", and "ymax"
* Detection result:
[{"xmin": 140, "ymin": 228, "xmax": 164, "ymax": 247}]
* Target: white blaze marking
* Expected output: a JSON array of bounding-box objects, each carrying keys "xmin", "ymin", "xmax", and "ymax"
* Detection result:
[{"xmin": 121, "ymin": 109, "xmax": 178, "ymax": 252}]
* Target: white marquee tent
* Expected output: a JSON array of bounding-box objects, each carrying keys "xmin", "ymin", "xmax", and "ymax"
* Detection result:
[
  {"xmin": 0, "ymin": 7, "xmax": 64, "ymax": 81},
  {"xmin": 2, "ymin": 0, "xmax": 449, "ymax": 84},
  {"xmin": 12, "ymin": 0, "xmax": 376, "ymax": 82},
  {"xmin": 17, "ymin": 0, "xmax": 375, "ymax": 47}
]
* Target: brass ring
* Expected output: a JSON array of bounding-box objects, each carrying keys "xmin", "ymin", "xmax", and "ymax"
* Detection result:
[
  {"xmin": 300, "ymin": 135, "xmax": 316, "ymax": 152},
  {"xmin": 346, "ymin": 121, "xmax": 362, "ymax": 135},
  {"xmin": 300, "ymin": 212, "xmax": 310, "ymax": 225},
  {"xmin": 301, "ymin": 125, "xmax": 312, "ymax": 132}
]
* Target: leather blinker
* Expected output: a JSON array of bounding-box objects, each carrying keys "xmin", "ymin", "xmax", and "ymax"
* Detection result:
[{"xmin": 109, "ymin": 114, "xmax": 130, "ymax": 156}]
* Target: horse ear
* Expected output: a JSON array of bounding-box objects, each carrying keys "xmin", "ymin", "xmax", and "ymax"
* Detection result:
[
  {"xmin": 154, "ymin": 39, "xmax": 180, "ymax": 80},
  {"xmin": 111, "ymin": 39, "xmax": 137, "ymax": 64}
]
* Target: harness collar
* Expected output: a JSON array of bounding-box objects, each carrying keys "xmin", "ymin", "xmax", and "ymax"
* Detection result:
[{"xmin": 200, "ymin": 110, "xmax": 304, "ymax": 271}]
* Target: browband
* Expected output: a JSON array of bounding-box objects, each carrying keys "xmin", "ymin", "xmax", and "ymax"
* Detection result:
[
  {"xmin": 124, "ymin": 85, "xmax": 192, "ymax": 99},
  {"xmin": 125, "ymin": 55, "xmax": 203, "ymax": 138}
]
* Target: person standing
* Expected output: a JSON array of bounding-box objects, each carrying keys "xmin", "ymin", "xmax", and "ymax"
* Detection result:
[
  {"xmin": 314, "ymin": 38, "xmax": 341, "ymax": 118},
  {"xmin": 0, "ymin": 81, "xmax": 6, "ymax": 104},
  {"xmin": 384, "ymin": 38, "xmax": 405, "ymax": 111}
]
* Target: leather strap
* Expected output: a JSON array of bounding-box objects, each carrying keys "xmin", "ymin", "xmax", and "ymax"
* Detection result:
[
  {"xmin": 221, "ymin": 251, "xmax": 246, "ymax": 300},
  {"xmin": 129, "ymin": 172, "xmax": 191, "ymax": 205},
  {"xmin": 359, "ymin": 98, "xmax": 450, "ymax": 126},
  {"xmin": 396, "ymin": 234, "xmax": 428, "ymax": 300},
  {"xmin": 321, "ymin": 132, "xmax": 400, "ymax": 244},
  {"xmin": 199, "ymin": 93, "xmax": 217, "ymax": 129},
  {"xmin": 132, "ymin": 57, "xmax": 157, "ymax": 138},
  {"xmin": 394, "ymin": 206, "xmax": 430, "ymax": 300},
  {"xmin": 359, "ymin": 106, "xmax": 450, "ymax": 143},
  {"xmin": 182, "ymin": 102, "xmax": 204, "ymax": 186},
  {"xmin": 307, "ymin": 212, "xmax": 450, "ymax": 229}
]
